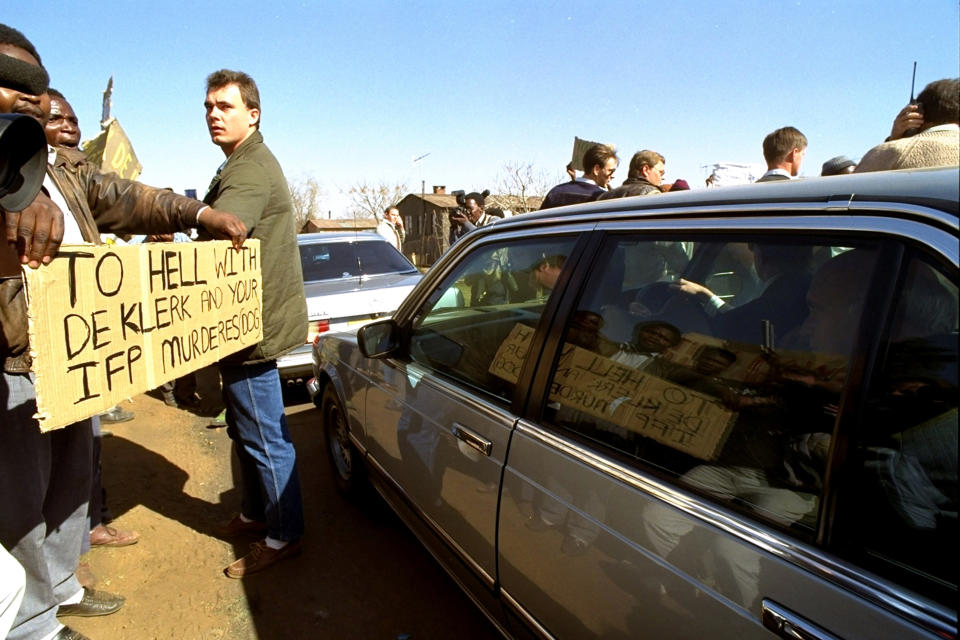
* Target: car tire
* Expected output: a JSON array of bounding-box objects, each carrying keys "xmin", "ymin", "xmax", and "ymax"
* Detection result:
[{"xmin": 321, "ymin": 384, "xmax": 365, "ymax": 496}]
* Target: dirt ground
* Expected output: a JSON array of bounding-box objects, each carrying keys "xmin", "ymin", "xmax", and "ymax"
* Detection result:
[{"xmin": 68, "ymin": 370, "xmax": 498, "ymax": 640}]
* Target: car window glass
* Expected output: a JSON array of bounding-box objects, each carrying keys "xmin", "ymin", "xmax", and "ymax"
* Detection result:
[
  {"xmin": 299, "ymin": 242, "xmax": 359, "ymax": 281},
  {"xmin": 540, "ymin": 234, "xmax": 878, "ymax": 537},
  {"xmin": 409, "ymin": 237, "xmax": 578, "ymax": 402},
  {"xmin": 355, "ymin": 240, "xmax": 418, "ymax": 276},
  {"xmin": 848, "ymin": 252, "xmax": 957, "ymax": 603}
]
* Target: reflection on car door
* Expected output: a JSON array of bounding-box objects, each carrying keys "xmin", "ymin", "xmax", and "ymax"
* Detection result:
[
  {"xmin": 499, "ymin": 223, "xmax": 957, "ymax": 640},
  {"xmin": 363, "ymin": 236, "xmax": 578, "ymax": 587}
]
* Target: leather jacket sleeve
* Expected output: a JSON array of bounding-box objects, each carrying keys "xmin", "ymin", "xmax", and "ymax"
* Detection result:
[
  {"xmin": 52, "ymin": 148, "xmax": 204, "ymax": 238},
  {"xmin": 77, "ymin": 159, "xmax": 204, "ymax": 236}
]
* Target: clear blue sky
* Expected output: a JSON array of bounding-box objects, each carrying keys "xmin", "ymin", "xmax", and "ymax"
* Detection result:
[{"xmin": 7, "ymin": 1, "xmax": 959, "ymax": 214}]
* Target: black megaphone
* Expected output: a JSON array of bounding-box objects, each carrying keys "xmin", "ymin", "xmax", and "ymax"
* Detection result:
[{"xmin": 0, "ymin": 113, "xmax": 48, "ymax": 212}]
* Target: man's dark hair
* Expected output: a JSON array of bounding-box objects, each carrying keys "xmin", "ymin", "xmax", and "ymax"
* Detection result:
[
  {"xmin": 762, "ymin": 126, "xmax": 807, "ymax": 165},
  {"xmin": 0, "ymin": 24, "xmax": 43, "ymax": 66},
  {"xmin": 464, "ymin": 189, "xmax": 489, "ymax": 207},
  {"xmin": 916, "ymin": 78, "xmax": 960, "ymax": 126},
  {"xmin": 627, "ymin": 150, "xmax": 665, "ymax": 180},
  {"xmin": 384, "ymin": 205, "xmax": 399, "ymax": 214},
  {"xmin": 47, "ymin": 87, "xmax": 65, "ymax": 100},
  {"xmin": 206, "ymin": 69, "xmax": 261, "ymax": 126},
  {"xmin": 582, "ymin": 144, "xmax": 618, "ymax": 174}
]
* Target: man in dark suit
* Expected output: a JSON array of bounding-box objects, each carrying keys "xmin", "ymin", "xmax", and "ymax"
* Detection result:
[
  {"xmin": 675, "ymin": 243, "xmax": 815, "ymax": 346},
  {"xmin": 756, "ymin": 126, "xmax": 807, "ymax": 182},
  {"xmin": 540, "ymin": 144, "xmax": 619, "ymax": 209}
]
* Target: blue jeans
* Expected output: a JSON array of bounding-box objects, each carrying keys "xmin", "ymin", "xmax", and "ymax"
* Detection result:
[{"xmin": 221, "ymin": 360, "xmax": 304, "ymax": 542}]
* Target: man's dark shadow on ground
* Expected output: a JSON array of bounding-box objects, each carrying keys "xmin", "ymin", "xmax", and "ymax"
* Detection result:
[
  {"xmin": 103, "ymin": 379, "xmax": 497, "ymax": 639},
  {"xmin": 99, "ymin": 433, "xmax": 237, "ymax": 539},
  {"xmin": 236, "ymin": 387, "xmax": 499, "ymax": 640}
]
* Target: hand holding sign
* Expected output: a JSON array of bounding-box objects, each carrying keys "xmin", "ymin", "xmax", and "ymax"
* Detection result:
[
  {"xmin": 198, "ymin": 208, "xmax": 247, "ymax": 251},
  {"xmin": 4, "ymin": 192, "xmax": 65, "ymax": 268}
]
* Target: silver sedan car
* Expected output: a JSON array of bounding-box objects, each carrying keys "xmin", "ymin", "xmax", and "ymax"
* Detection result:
[
  {"xmin": 277, "ymin": 232, "xmax": 420, "ymax": 382},
  {"xmin": 310, "ymin": 169, "xmax": 958, "ymax": 640}
]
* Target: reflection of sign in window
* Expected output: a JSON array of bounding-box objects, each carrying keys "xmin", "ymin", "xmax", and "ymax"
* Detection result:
[
  {"xmin": 489, "ymin": 324, "xmax": 737, "ymax": 460},
  {"xmin": 665, "ymin": 333, "xmax": 848, "ymax": 386}
]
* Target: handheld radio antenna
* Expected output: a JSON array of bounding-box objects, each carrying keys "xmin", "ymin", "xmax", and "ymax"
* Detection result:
[{"xmin": 909, "ymin": 61, "xmax": 917, "ymax": 102}]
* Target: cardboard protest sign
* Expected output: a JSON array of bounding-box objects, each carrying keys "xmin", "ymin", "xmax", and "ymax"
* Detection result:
[
  {"xmin": 489, "ymin": 324, "xmax": 736, "ymax": 460},
  {"xmin": 569, "ymin": 136, "xmax": 614, "ymax": 171},
  {"xmin": 24, "ymin": 241, "xmax": 262, "ymax": 431}
]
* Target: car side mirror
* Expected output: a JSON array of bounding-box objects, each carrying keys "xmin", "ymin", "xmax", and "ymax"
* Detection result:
[{"xmin": 358, "ymin": 319, "xmax": 400, "ymax": 358}]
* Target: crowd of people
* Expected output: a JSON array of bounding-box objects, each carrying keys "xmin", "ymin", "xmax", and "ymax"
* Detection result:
[
  {"xmin": 446, "ymin": 76, "xmax": 957, "ymax": 240},
  {"xmin": 1, "ymin": 16, "xmax": 958, "ymax": 640}
]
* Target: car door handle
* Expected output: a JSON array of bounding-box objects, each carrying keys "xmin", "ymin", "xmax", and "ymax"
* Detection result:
[
  {"xmin": 452, "ymin": 423, "xmax": 492, "ymax": 457},
  {"xmin": 761, "ymin": 600, "xmax": 841, "ymax": 640}
]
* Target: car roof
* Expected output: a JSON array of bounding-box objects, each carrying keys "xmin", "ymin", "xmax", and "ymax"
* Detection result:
[
  {"xmin": 490, "ymin": 168, "xmax": 959, "ymax": 233},
  {"xmin": 297, "ymin": 231, "xmax": 386, "ymax": 244}
]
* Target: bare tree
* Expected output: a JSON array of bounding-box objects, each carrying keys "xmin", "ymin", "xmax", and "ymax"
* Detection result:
[
  {"xmin": 488, "ymin": 161, "xmax": 550, "ymax": 214},
  {"xmin": 288, "ymin": 176, "xmax": 325, "ymax": 230},
  {"xmin": 343, "ymin": 180, "xmax": 408, "ymax": 220}
]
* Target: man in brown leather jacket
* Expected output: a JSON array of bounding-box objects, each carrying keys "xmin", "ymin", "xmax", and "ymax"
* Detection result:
[{"xmin": 0, "ymin": 24, "xmax": 245, "ymax": 640}]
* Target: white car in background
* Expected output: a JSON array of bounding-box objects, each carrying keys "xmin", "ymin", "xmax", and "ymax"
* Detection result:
[{"xmin": 277, "ymin": 232, "xmax": 421, "ymax": 383}]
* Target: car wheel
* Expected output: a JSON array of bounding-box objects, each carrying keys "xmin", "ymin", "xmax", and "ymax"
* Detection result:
[{"xmin": 321, "ymin": 385, "xmax": 365, "ymax": 496}]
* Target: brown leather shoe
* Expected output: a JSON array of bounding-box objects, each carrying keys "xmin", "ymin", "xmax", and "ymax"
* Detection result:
[
  {"xmin": 57, "ymin": 588, "xmax": 125, "ymax": 617},
  {"xmin": 89, "ymin": 524, "xmax": 140, "ymax": 547},
  {"xmin": 53, "ymin": 626, "xmax": 91, "ymax": 640},
  {"xmin": 225, "ymin": 539, "xmax": 301, "ymax": 578},
  {"xmin": 214, "ymin": 514, "xmax": 267, "ymax": 538}
]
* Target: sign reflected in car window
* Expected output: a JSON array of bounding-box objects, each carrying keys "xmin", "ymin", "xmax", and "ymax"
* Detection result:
[{"xmin": 539, "ymin": 234, "xmax": 882, "ymax": 540}]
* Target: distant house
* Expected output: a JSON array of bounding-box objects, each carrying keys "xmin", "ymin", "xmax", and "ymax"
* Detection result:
[
  {"xmin": 396, "ymin": 186, "xmax": 542, "ymax": 267},
  {"xmin": 300, "ymin": 218, "xmax": 378, "ymax": 234},
  {"xmin": 395, "ymin": 188, "xmax": 457, "ymax": 266}
]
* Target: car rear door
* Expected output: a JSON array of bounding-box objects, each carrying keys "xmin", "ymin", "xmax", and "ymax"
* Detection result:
[{"xmin": 497, "ymin": 211, "xmax": 957, "ymax": 640}]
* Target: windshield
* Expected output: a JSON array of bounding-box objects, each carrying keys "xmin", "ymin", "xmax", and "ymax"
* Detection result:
[{"xmin": 299, "ymin": 240, "xmax": 418, "ymax": 282}]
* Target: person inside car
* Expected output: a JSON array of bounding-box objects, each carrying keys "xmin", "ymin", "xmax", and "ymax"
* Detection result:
[
  {"xmin": 673, "ymin": 243, "xmax": 815, "ymax": 346},
  {"xmin": 642, "ymin": 249, "xmax": 879, "ymax": 610}
]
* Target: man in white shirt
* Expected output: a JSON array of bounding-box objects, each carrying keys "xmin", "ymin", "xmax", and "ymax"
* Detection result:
[
  {"xmin": 376, "ymin": 205, "xmax": 405, "ymax": 250},
  {"xmin": 756, "ymin": 126, "xmax": 807, "ymax": 182}
]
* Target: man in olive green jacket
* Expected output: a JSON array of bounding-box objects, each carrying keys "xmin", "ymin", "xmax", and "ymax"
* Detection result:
[{"xmin": 201, "ymin": 69, "xmax": 308, "ymax": 578}]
